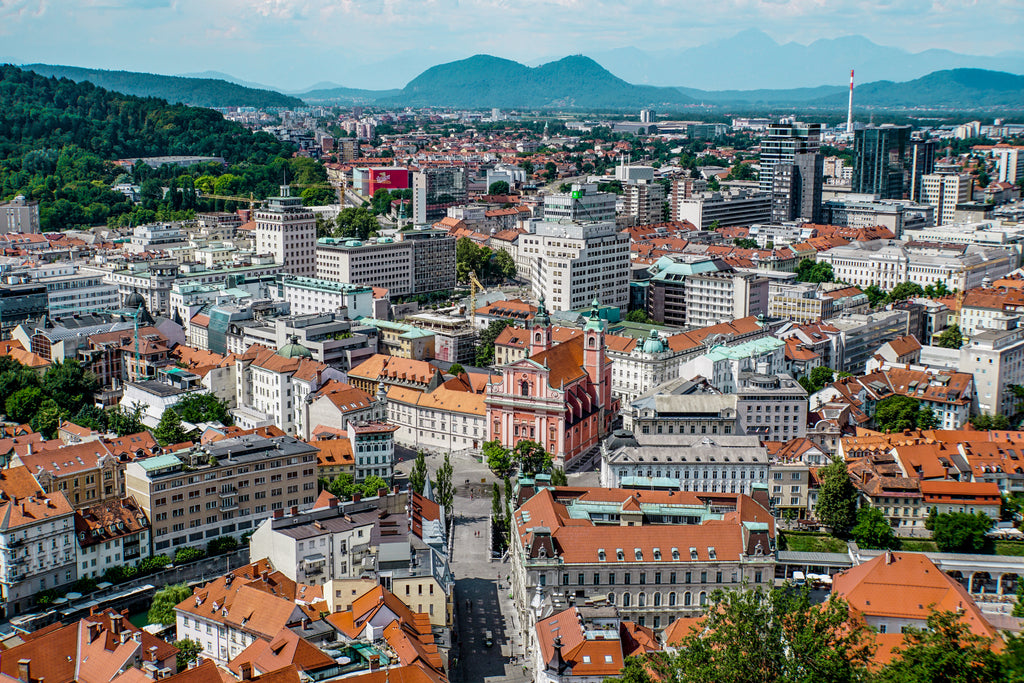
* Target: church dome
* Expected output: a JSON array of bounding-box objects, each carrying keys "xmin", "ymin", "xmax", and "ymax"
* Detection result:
[
  {"xmin": 125, "ymin": 289, "xmax": 146, "ymax": 310},
  {"xmin": 641, "ymin": 329, "xmax": 665, "ymax": 354},
  {"xmin": 278, "ymin": 334, "xmax": 313, "ymax": 359}
]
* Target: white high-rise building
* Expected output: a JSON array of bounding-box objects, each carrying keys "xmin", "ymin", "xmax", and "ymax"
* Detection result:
[
  {"xmin": 990, "ymin": 145, "xmax": 1024, "ymax": 184},
  {"xmin": 542, "ymin": 184, "xmax": 616, "ymax": 223},
  {"xmin": 921, "ymin": 171, "xmax": 973, "ymax": 226},
  {"xmin": 520, "ymin": 220, "xmax": 629, "ymax": 311},
  {"xmin": 254, "ymin": 187, "xmax": 317, "ymax": 277}
]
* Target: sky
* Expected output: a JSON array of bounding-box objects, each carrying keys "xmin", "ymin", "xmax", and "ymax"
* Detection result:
[{"xmin": 2, "ymin": 0, "xmax": 1021, "ymax": 90}]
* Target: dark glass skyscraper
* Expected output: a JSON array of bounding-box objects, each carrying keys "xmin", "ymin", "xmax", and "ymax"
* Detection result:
[
  {"xmin": 852, "ymin": 125, "xmax": 912, "ymax": 199},
  {"xmin": 761, "ymin": 122, "xmax": 823, "ymax": 223}
]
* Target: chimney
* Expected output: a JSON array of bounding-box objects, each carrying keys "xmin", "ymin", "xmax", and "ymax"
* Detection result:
[
  {"xmin": 239, "ymin": 663, "xmax": 254, "ymax": 681},
  {"xmin": 885, "ymin": 550, "xmax": 893, "ymax": 564},
  {"xmin": 261, "ymin": 570, "xmax": 269, "ymax": 583},
  {"xmin": 352, "ymin": 492, "xmax": 361, "ymax": 503},
  {"xmin": 328, "ymin": 497, "xmax": 338, "ymax": 509},
  {"xmin": 17, "ymin": 659, "xmax": 30, "ymax": 683},
  {"xmin": 110, "ymin": 612, "xmax": 123, "ymax": 634},
  {"xmin": 26, "ymin": 442, "xmax": 31, "ymax": 456},
  {"xmin": 88, "ymin": 622, "xmax": 102, "ymax": 643},
  {"xmin": 148, "ymin": 645, "xmax": 159, "ymax": 662},
  {"xmin": 302, "ymin": 617, "xmax": 310, "ymax": 631},
  {"xmin": 290, "ymin": 506, "xmax": 298, "ymax": 516},
  {"xmin": 273, "ymin": 509, "xmax": 284, "ymax": 519}
]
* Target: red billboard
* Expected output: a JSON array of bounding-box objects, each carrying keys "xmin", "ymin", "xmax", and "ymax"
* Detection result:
[{"xmin": 366, "ymin": 168, "xmax": 410, "ymax": 195}]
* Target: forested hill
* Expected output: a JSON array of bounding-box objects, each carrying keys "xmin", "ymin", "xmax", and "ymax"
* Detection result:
[
  {"xmin": 0, "ymin": 65, "xmax": 295, "ymax": 230},
  {"xmin": 21, "ymin": 64, "xmax": 304, "ymax": 108}
]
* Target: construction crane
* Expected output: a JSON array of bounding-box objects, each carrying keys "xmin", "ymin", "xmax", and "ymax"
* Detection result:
[
  {"xmin": 197, "ymin": 191, "xmax": 260, "ymax": 214},
  {"xmin": 468, "ymin": 271, "xmax": 485, "ymax": 328}
]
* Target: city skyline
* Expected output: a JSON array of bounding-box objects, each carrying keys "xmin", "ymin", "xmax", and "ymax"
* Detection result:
[{"xmin": 2, "ymin": 0, "xmax": 1021, "ymax": 90}]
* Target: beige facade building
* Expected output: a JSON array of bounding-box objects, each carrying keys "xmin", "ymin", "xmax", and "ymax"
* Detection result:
[
  {"xmin": 125, "ymin": 434, "xmax": 319, "ymax": 552},
  {"xmin": 921, "ymin": 172, "xmax": 973, "ymax": 226},
  {"xmin": 254, "ymin": 188, "xmax": 317, "ymax": 277}
]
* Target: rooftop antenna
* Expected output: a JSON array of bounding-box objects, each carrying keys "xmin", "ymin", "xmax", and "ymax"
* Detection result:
[{"xmin": 846, "ymin": 69, "xmax": 855, "ymax": 135}]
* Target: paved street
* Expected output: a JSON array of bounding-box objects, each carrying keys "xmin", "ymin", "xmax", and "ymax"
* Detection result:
[{"xmin": 395, "ymin": 448, "xmax": 531, "ymax": 682}]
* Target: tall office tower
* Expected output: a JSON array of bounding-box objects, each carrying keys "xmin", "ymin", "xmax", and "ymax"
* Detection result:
[
  {"xmin": 770, "ymin": 151, "xmax": 824, "ymax": 223},
  {"xmin": 760, "ymin": 123, "xmax": 822, "ymax": 223},
  {"xmin": 908, "ymin": 138, "xmax": 938, "ymax": 202},
  {"xmin": 851, "ymin": 124, "xmax": 912, "ymax": 199},
  {"xmin": 921, "ymin": 165, "xmax": 973, "ymax": 226},
  {"xmin": 543, "ymin": 183, "xmax": 617, "ymax": 223},
  {"xmin": 521, "ymin": 220, "xmax": 630, "ymax": 312},
  {"xmin": 412, "ymin": 166, "xmax": 467, "ymax": 225},
  {"xmin": 759, "ymin": 123, "xmax": 822, "ymax": 195},
  {"xmin": 623, "ymin": 180, "xmax": 666, "ymax": 225},
  {"xmin": 254, "ymin": 186, "xmax": 316, "ymax": 276}
]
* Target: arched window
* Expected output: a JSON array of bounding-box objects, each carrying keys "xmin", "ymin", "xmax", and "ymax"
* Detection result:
[
  {"xmin": 638, "ymin": 592, "xmax": 646, "ymax": 607},
  {"xmin": 608, "ymin": 592, "xmax": 615, "ymax": 605},
  {"xmin": 520, "ymin": 381, "xmax": 530, "ymax": 396},
  {"xmin": 589, "ymin": 337, "xmax": 597, "ymax": 348},
  {"xmin": 535, "ymin": 332, "xmax": 542, "ymax": 343},
  {"xmin": 653, "ymin": 592, "xmax": 662, "ymax": 607},
  {"xmin": 668, "ymin": 592, "xmax": 676, "ymax": 606},
  {"xmin": 622, "ymin": 592, "xmax": 631, "ymax": 607},
  {"xmin": 699, "ymin": 592, "xmax": 707, "ymax": 606},
  {"xmin": 683, "ymin": 592, "xmax": 691, "ymax": 606}
]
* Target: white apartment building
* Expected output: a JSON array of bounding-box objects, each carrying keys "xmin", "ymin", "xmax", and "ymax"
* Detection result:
[
  {"xmin": 280, "ymin": 275, "xmax": 374, "ymax": 318},
  {"xmin": 254, "ymin": 188, "xmax": 317, "ymax": 277},
  {"xmin": 125, "ymin": 435, "xmax": 319, "ymax": 553},
  {"xmin": 673, "ymin": 189, "xmax": 772, "ymax": 230},
  {"xmin": 542, "ymin": 184, "xmax": 616, "ymax": 223},
  {"xmin": 125, "ymin": 222, "xmax": 189, "ymax": 253},
  {"xmin": 622, "ymin": 181, "xmax": 666, "ymax": 225},
  {"xmin": 317, "ymin": 236, "xmax": 414, "ymax": 295},
  {"xmin": 960, "ymin": 316, "xmax": 1024, "ymax": 417},
  {"xmin": 0, "ymin": 466, "xmax": 77, "ymax": 618},
  {"xmin": 520, "ymin": 220, "xmax": 630, "ymax": 312},
  {"xmin": 817, "ymin": 240, "xmax": 1016, "ymax": 292},
  {"xmin": 990, "ymin": 145, "xmax": 1024, "ymax": 184},
  {"xmin": 921, "ymin": 173, "xmax": 973, "ymax": 226},
  {"xmin": 33, "ymin": 264, "xmax": 119, "ymax": 316},
  {"xmin": 315, "ymin": 230, "xmax": 455, "ymax": 296},
  {"xmin": 683, "ymin": 271, "xmax": 769, "ymax": 328},
  {"xmin": 678, "ymin": 337, "xmax": 785, "ymax": 394},
  {"xmin": 233, "ymin": 344, "xmax": 344, "ymax": 438},
  {"xmin": 249, "ymin": 502, "xmax": 379, "ymax": 586}
]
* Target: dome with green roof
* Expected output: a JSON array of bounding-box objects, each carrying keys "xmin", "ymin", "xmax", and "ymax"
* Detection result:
[
  {"xmin": 278, "ymin": 334, "xmax": 313, "ymax": 359},
  {"xmin": 642, "ymin": 329, "xmax": 665, "ymax": 354}
]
